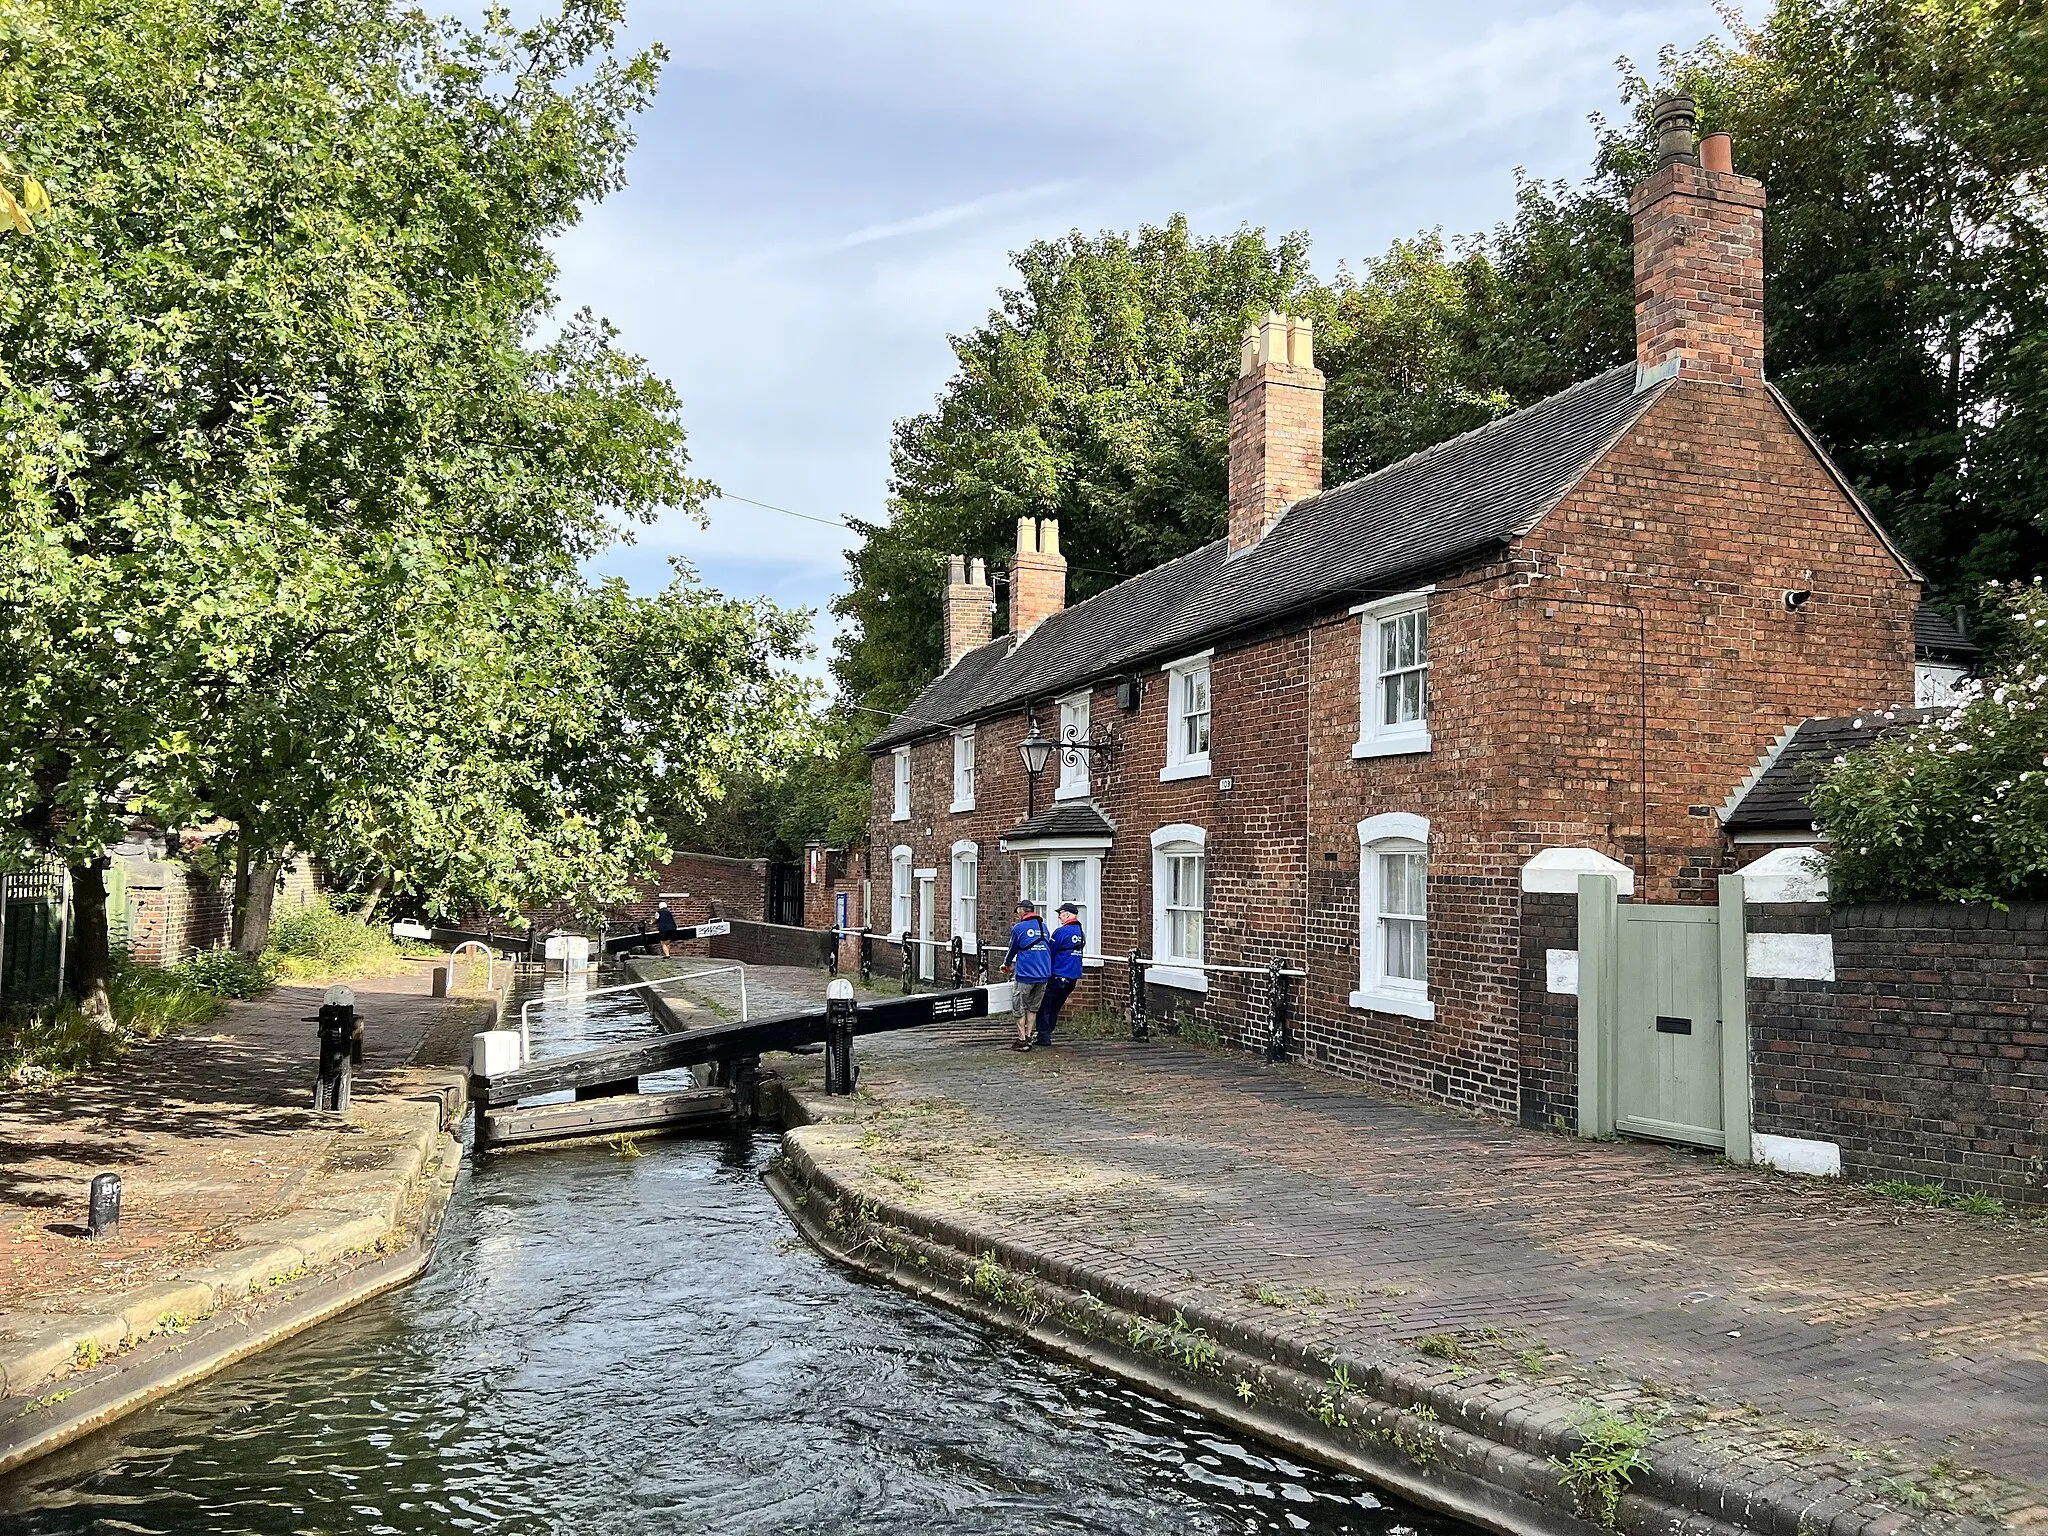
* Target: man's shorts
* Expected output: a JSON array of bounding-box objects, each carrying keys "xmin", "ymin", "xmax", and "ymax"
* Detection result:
[{"xmin": 1013, "ymin": 980, "xmax": 1048, "ymax": 1022}]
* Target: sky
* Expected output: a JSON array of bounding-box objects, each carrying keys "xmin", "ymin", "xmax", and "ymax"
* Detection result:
[{"xmin": 557, "ymin": 0, "xmax": 1721, "ymax": 680}]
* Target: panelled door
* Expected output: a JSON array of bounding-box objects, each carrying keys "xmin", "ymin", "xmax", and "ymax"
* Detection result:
[
  {"xmin": 1613, "ymin": 907, "xmax": 1723, "ymax": 1148},
  {"xmin": 1576, "ymin": 872, "xmax": 1752, "ymax": 1162}
]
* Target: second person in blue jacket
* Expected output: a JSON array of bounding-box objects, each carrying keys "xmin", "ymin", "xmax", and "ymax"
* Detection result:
[{"xmin": 1037, "ymin": 902, "xmax": 1086, "ymax": 1046}]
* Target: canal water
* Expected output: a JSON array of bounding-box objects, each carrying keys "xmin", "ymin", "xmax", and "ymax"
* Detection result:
[{"xmin": 1, "ymin": 975, "xmax": 1471, "ymax": 1535}]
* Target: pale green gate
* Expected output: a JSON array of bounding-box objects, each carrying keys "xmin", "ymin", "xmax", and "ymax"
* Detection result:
[{"xmin": 1575, "ymin": 873, "xmax": 1751, "ymax": 1161}]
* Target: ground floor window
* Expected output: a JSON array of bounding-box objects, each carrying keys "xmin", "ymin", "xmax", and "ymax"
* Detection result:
[
  {"xmin": 891, "ymin": 846, "xmax": 913, "ymax": 939},
  {"xmin": 1352, "ymin": 812, "xmax": 1433, "ymax": 1021},
  {"xmin": 1147, "ymin": 824, "xmax": 1208, "ymax": 992},
  {"xmin": 1018, "ymin": 850, "xmax": 1100, "ymax": 963}
]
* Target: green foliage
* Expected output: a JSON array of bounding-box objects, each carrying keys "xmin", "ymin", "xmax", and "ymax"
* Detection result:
[
  {"xmin": 262, "ymin": 898, "xmax": 403, "ymax": 978},
  {"xmin": 1552, "ymin": 1404, "xmax": 1655, "ymax": 1528},
  {"xmin": 0, "ymin": 950, "xmax": 257, "ymax": 1087},
  {"xmin": 1870, "ymin": 1178, "xmax": 2007, "ymax": 1216},
  {"xmin": 1812, "ymin": 581, "xmax": 2048, "ymax": 902},
  {"xmin": 175, "ymin": 948, "xmax": 275, "ymax": 1000}
]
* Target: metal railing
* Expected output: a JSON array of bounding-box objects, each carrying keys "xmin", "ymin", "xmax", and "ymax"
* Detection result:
[{"xmin": 516, "ymin": 963, "xmax": 748, "ymax": 1060}]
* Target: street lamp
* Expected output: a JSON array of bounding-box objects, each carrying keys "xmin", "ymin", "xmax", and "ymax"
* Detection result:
[{"xmin": 1018, "ymin": 718, "xmax": 1115, "ymax": 818}]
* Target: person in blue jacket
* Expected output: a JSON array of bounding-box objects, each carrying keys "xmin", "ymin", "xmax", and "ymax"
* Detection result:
[
  {"xmin": 1037, "ymin": 902, "xmax": 1086, "ymax": 1046},
  {"xmin": 999, "ymin": 898, "xmax": 1051, "ymax": 1051}
]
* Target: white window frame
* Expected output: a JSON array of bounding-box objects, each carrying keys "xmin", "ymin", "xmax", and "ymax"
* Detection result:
[
  {"xmin": 950, "ymin": 839, "xmax": 980, "ymax": 951},
  {"xmin": 890, "ymin": 845, "xmax": 914, "ymax": 938},
  {"xmin": 1351, "ymin": 812, "xmax": 1434, "ymax": 1020},
  {"xmin": 1055, "ymin": 690, "xmax": 1091, "ymax": 801},
  {"xmin": 892, "ymin": 747, "xmax": 912, "ymax": 820},
  {"xmin": 1011, "ymin": 844, "xmax": 1104, "ymax": 969},
  {"xmin": 1147, "ymin": 824, "xmax": 1208, "ymax": 993},
  {"xmin": 951, "ymin": 728, "xmax": 977, "ymax": 812},
  {"xmin": 1352, "ymin": 589, "xmax": 1433, "ymax": 759},
  {"xmin": 1160, "ymin": 649, "xmax": 1214, "ymax": 782}
]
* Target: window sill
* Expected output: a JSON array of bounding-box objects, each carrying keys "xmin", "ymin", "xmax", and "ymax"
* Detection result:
[
  {"xmin": 950, "ymin": 799, "xmax": 975, "ymax": 814},
  {"xmin": 1348, "ymin": 987, "xmax": 1436, "ymax": 1021},
  {"xmin": 1159, "ymin": 757, "xmax": 1211, "ymax": 783},
  {"xmin": 1145, "ymin": 963, "xmax": 1208, "ymax": 994},
  {"xmin": 1053, "ymin": 785, "xmax": 1091, "ymax": 802},
  {"xmin": 891, "ymin": 809, "xmax": 911, "ymax": 822},
  {"xmin": 1352, "ymin": 731, "xmax": 1431, "ymax": 760}
]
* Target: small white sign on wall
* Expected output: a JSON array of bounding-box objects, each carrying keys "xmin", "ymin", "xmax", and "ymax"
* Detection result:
[{"xmin": 1545, "ymin": 949, "xmax": 1579, "ymax": 996}]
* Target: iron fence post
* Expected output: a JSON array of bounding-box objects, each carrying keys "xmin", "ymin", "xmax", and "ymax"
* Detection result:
[
  {"xmin": 859, "ymin": 925, "xmax": 873, "ymax": 986},
  {"xmin": 900, "ymin": 928, "xmax": 913, "ymax": 993},
  {"xmin": 1265, "ymin": 958, "xmax": 1291, "ymax": 1064},
  {"xmin": 1128, "ymin": 949, "xmax": 1149, "ymax": 1041},
  {"xmin": 976, "ymin": 936, "xmax": 990, "ymax": 986},
  {"xmin": 950, "ymin": 934, "xmax": 964, "ymax": 987}
]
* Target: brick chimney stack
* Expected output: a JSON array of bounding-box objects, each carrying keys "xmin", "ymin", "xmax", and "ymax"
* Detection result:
[
  {"xmin": 943, "ymin": 555, "xmax": 993, "ymax": 668},
  {"xmin": 1227, "ymin": 311, "xmax": 1324, "ymax": 555},
  {"xmin": 1008, "ymin": 518, "xmax": 1066, "ymax": 637},
  {"xmin": 1631, "ymin": 93, "xmax": 1765, "ymax": 389}
]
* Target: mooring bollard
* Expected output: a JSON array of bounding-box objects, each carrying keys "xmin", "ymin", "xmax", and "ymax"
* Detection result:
[
  {"xmin": 313, "ymin": 984, "xmax": 357, "ymax": 1112},
  {"xmin": 1128, "ymin": 949, "xmax": 1149, "ymax": 1041},
  {"xmin": 87, "ymin": 1172, "xmax": 121, "ymax": 1240},
  {"xmin": 900, "ymin": 929, "xmax": 914, "ymax": 993},
  {"xmin": 825, "ymin": 978, "xmax": 858, "ymax": 1095},
  {"xmin": 1265, "ymin": 958, "xmax": 1291, "ymax": 1064},
  {"xmin": 949, "ymin": 934, "xmax": 964, "ymax": 988}
]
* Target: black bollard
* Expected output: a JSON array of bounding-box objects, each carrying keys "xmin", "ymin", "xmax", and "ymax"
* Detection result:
[
  {"xmin": 859, "ymin": 926, "xmax": 873, "ymax": 986},
  {"xmin": 313, "ymin": 984, "xmax": 357, "ymax": 1112},
  {"xmin": 87, "ymin": 1172, "xmax": 121, "ymax": 1239},
  {"xmin": 1128, "ymin": 949, "xmax": 1149, "ymax": 1041},
  {"xmin": 950, "ymin": 934, "xmax": 964, "ymax": 988},
  {"xmin": 824, "ymin": 979, "xmax": 858, "ymax": 1095},
  {"xmin": 900, "ymin": 929, "xmax": 913, "ymax": 994},
  {"xmin": 975, "ymin": 937, "xmax": 990, "ymax": 987},
  {"xmin": 828, "ymin": 932, "xmax": 840, "ymax": 976}
]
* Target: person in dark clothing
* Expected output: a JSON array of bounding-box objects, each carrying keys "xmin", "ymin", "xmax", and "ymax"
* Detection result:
[
  {"xmin": 1000, "ymin": 898, "xmax": 1051, "ymax": 1051},
  {"xmin": 655, "ymin": 901, "xmax": 679, "ymax": 957},
  {"xmin": 1037, "ymin": 902, "xmax": 1085, "ymax": 1046}
]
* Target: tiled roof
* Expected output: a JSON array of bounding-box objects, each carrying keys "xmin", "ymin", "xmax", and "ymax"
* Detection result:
[
  {"xmin": 873, "ymin": 363, "xmax": 1664, "ymax": 750},
  {"xmin": 1914, "ymin": 604, "xmax": 1981, "ymax": 662},
  {"xmin": 999, "ymin": 803, "xmax": 1116, "ymax": 845},
  {"xmin": 1721, "ymin": 709, "xmax": 1942, "ymax": 833}
]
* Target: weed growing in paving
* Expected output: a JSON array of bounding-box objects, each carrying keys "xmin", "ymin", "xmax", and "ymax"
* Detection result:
[
  {"xmin": 18, "ymin": 1389, "xmax": 74, "ymax": 1418},
  {"xmin": 1127, "ymin": 1312, "xmax": 1223, "ymax": 1376},
  {"xmin": 1552, "ymin": 1404, "xmax": 1655, "ymax": 1528},
  {"xmin": 1392, "ymin": 1404, "xmax": 1442, "ymax": 1466},
  {"xmin": 72, "ymin": 1338, "xmax": 102, "ymax": 1370},
  {"xmin": 1313, "ymin": 1364, "xmax": 1356, "ymax": 1429},
  {"xmin": 1869, "ymin": 1179, "xmax": 2006, "ymax": 1216},
  {"xmin": 1241, "ymin": 1282, "xmax": 1288, "ymax": 1308},
  {"xmin": 1413, "ymin": 1333, "xmax": 1466, "ymax": 1363},
  {"xmin": 1235, "ymin": 1377, "xmax": 1257, "ymax": 1404}
]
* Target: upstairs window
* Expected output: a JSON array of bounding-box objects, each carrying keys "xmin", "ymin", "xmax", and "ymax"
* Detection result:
[
  {"xmin": 1352, "ymin": 812, "xmax": 1433, "ymax": 1020},
  {"xmin": 951, "ymin": 729, "xmax": 977, "ymax": 812},
  {"xmin": 1057, "ymin": 691, "xmax": 1090, "ymax": 800},
  {"xmin": 1354, "ymin": 593, "xmax": 1432, "ymax": 758},
  {"xmin": 892, "ymin": 747, "xmax": 911, "ymax": 820},
  {"xmin": 1162, "ymin": 651, "xmax": 1214, "ymax": 781}
]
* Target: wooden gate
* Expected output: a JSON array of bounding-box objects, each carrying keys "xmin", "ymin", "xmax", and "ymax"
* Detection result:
[{"xmin": 1575, "ymin": 873, "xmax": 1751, "ymax": 1161}]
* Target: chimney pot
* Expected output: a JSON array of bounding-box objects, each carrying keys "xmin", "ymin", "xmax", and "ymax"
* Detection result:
[
  {"xmin": 1652, "ymin": 92, "xmax": 1698, "ymax": 168},
  {"xmin": 1699, "ymin": 132, "xmax": 1733, "ymax": 174}
]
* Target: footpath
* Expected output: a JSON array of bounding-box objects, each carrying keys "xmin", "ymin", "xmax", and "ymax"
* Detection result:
[
  {"xmin": 735, "ymin": 966, "xmax": 2048, "ymax": 1536},
  {"xmin": 0, "ymin": 964, "xmax": 486, "ymax": 1475}
]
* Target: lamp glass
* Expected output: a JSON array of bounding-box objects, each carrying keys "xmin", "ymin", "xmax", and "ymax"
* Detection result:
[{"xmin": 1019, "ymin": 731, "xmax": 1054, "ymax": 777}]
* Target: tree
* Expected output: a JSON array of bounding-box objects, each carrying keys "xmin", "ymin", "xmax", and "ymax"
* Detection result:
[
  {"xmin": 1812, "ymin": 580, "xmax": 2048, "ymax": 903},
  {"xmin": 0, "ymin": 0, "xmax": 806, "ymax": 1018},
  {"xmin": 1654, "ymin": 0, "xmax": 2048, "ymax": 611}
]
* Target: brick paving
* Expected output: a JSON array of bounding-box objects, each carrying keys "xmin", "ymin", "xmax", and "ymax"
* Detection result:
[
  {"xmin": 744, "ymin": 966, "xmax": 2048, "ymax": 1530},
  {"xmin": 0, "ymin": 963, "xmax": 490, "ymax": 1328}
]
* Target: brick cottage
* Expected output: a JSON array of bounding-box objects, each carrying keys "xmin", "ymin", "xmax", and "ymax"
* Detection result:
[{"xmin": 864, "ymin": 101, "xmax": 1932, "ymax": 1121}]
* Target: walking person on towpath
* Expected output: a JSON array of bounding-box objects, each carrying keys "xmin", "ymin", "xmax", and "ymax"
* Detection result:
[
  {"xmin": 655, "ymin": 901, "xmax": 679, "ymax": 958},
  {"xmin": 1036, "ymin": 902, "xmax": 1085, "ymax": 1046},
  {"xmin": 999, "ymin": 898, "xmax": 1051, "ymax": 1052}
]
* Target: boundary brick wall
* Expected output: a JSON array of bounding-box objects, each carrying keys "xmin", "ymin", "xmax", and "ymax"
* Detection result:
[
  {"xmin": 1517, "ymin": 891, "xmax": 1582, "ymax": 1131},
  {"xmin": 1749, "ymin": 903, "xmax": 2048, "ymax": 1208}
]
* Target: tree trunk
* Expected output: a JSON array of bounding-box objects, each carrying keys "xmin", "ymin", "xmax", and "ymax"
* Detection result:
[
  {"xmin": 354, "ymin": 871, "xmax": 390, "ymax": 923},
  {"xmin": 236, "ymin": 857, "xmax": 284, "ymax": 957},
  {"xmin": 67, "ymin": 859, "xmax": 115, "ymax": 1031},
  {"xmin": 231, "ymin": 837, "xmax": 251, "ymax": 951}
]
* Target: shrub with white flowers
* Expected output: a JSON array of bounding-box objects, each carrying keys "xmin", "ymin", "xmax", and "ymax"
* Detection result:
[{"xmin": 1813, "ymin": 581, "xmax": 2048, "ymax": 903}]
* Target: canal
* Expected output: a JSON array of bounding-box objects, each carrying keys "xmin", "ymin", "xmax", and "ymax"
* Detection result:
[{"xmin": 1, "ymin": 977, "xmax": 1470, "ymax": 1535}]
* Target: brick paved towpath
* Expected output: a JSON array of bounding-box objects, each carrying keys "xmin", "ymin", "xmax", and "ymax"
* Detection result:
[
  {"xmin": 741, "ymin": 967, "xmax": 2048, "ymax": 1536},
  {"xmin": 0, "ymin": 964, "xmax": 484, "ymax": 1440}
]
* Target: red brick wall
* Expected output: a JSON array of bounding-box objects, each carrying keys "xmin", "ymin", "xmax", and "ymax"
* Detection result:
[
  {"xmin": 1632, "ymin": 161, "xmax": 1766, "ymax": 386},
  {"xmin": 1228, "ymin": 351, "xmax": 1324, "ymax": 553}
]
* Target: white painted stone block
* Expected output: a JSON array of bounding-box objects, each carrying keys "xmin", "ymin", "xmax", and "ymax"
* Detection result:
[
  {"xmin": 1753, "ymin": 1133, "xmax": 1843, "ymax": 1179},
  {"xmin": 985, "ymin": 981, "xmax": 1015, "ymax": 1013},
  {"xmin": 1740, "ymin": 846, "xmax": 1829, "ymax": 903},
  {"xmin": 390, "ymin": 919, "xmax": 431, "ymax": 940},
  {"xmin": 1747, "ymin": 931, "xmax": 1836, "ymax": 981},
  {"xmin": 1545, "ymin": 949, "xmax": 1579, "ymax": 995},
  {"xmin": 1521, "ymin": 847, "xmax": 1634, "ymax": 896},
  {"xmin": 472, "ymin": 1030, "xmax": 522, "ymax": 1075}
]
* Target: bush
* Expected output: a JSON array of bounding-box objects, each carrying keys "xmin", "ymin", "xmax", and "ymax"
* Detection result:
[
  {"xmin": 177, "ymin": 947, "xmax": 275, "ymax": 998},
  {"xmin": 1813, "ymin": 581, "xmax": 2048, "ymax": 904},
  {"xmin": 263, "ymin": 898, "xmax": 403, "ymax": 978}
]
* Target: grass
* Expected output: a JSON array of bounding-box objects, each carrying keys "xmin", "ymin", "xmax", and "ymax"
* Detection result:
[
  {"xmin": 263, "ymin": 898, "xmax": 408, "ymax": 980},
  {"xmin": 1868, "ymin": 1178, "xmax": 2007, "ymax": 1216},
  {"xmin": 0, "ymin": 950, "xmax": 262, "ymax": 1089}
]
